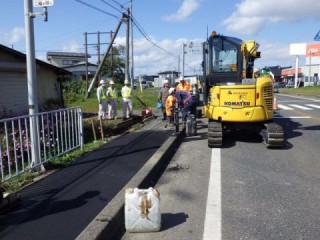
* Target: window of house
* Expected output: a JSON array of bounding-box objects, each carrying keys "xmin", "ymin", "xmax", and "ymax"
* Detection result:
[{"xmin": 62, "ymin": 60, "xmax": 74, "ymax": 65}]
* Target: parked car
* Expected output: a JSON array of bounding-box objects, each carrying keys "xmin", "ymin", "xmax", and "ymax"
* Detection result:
[
  {"xmin": 133, "ymin": 81, "xmax": 148, "ymax": 89},
  {"xmin": 274, "ymin": 82, "xmax": 286, "ymax": 88},
  {"xmin": 273, "ymin": 82, "xmax": 286, "ymax": 92},
  {"xmin": 286, "ymin": 82, "xmax": 295, "ymax": 88}
]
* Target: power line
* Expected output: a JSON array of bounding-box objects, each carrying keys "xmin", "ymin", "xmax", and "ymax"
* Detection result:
[
  {"xmin": 75, "ymin": 0, "xmax": 119, "ymax": 19},
  {"xmin": 75, "ymin": 0, "xmax": 197, "ymax": 73},
  {"xmin": 131, "ymin": 16, "xmax": 179, "ymax": 59},
  {"xmin": 100, "ymin": 0, "xmax": 123, "ymax": 14}
]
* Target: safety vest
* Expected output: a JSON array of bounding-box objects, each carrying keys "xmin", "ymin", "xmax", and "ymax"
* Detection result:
[
  {"xmin": 176, "ymin": 82, "xmax": 192, "ymax": 92},
  {"xmin": 165, "ymin": 95, "xmax": 177, "ymax": 116},
  {"xmin": 121, "ymin": 86, "xmax": 132, "ymax": 98},
  {"xmin": 107, "ymin": 87, "xmax": 117, "ymax": 99},
  {"xmin": 97, "ymin": 86, "xmax": 107, "ymax": 100}
]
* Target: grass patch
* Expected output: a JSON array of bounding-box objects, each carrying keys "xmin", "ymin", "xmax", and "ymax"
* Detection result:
[
  {"xmin": 66, "ymin": 88, "xmax": 160, "ymax": 112},
  {"xmin": 1, "ymin": 140, "xmax": 105, "ymax": 193},
  {"xmin": 1, "ymin": 172, "xmax": 36, "ymax": 193},
  {"xmin": 44, "ymin": 140, "xmax": 104, "ymax": 169},
  {"xmin": 278, "ymin": 85, "xmax": 320, "ymax": 97}
]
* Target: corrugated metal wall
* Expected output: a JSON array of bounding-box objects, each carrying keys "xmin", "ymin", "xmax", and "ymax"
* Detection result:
[{"xmin": 0, "ymin": 72, "xmax": 28, "ymax": 116}]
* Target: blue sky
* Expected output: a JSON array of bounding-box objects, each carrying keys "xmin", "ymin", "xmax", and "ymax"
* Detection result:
[{"xmin": 1, "ymin": 0, "xmax": 320, "ymax": 76}]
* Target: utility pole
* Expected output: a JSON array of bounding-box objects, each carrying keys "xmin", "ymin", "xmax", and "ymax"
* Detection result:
[
  {"xmin": 309, "ymin": 49, "xmax": 312, "ymax": 86},
  {"xmin": 130, "ymin": 0, "xmax": 134, "ymax": 87},
  {"xmin": 97, "ymin": 31, "xmax": 101, "ymax": 65},
  {"xmin": 84, "ymin": 31, "xmax": 110, "ymax": 88},
  {"xmin": 97, "ymin": 31, "xmax": 101, "ymax": 85},
  {"xmin": 84, "ymin": 32, "xmax": 88, "ymax": 89},
  {"xmin": 182, "ymin": 43, "xmax": 186, "ymax": 77},
  {"xmin": 125, "ymin": 8, "xmax": 130, "ymax": 82},
  {"xmin": 110, "ymin": 31, "xmax": 113, "ymax": 79},
  {"xmin": 294, "ymin": 55, "xmax": 299, "ymax": 88},
  {"xmin": 86, "ymin": 15, "xmax": 126, "ymax": 97},
  {"xmin": 24, "ymin": 0, "xmax": 51, "ymax": 170},
  {"xmin": 178, "ymin": 55, "xmax": 181, "ymax": 76}
]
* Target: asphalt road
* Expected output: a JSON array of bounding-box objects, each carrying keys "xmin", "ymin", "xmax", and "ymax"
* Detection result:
[
  {"xmin": 0, "ymin": 117, "xmax": 174, "ymax": 240},
  {"xmin": 118, "ymin": 94, "xmax": 320, "ymax": 240}
]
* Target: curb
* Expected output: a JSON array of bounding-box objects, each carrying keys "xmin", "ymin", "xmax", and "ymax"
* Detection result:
[{"xmin": 76, "ymin": 129, "xmax": 184, "ymax": 240}]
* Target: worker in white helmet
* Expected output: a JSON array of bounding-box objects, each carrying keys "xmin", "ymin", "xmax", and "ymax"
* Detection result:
[
  {"xmin": 106, "ymin": 80, "xmax": 118, "ymax": 119},
  {"xmin": 157, "ymin": 79, "xmax": 170, "ymax": 120},
  {"xmin": 97, "ymin": 79, "xmax": 107, "ymax": 119},
  {"xmin": 121, "ymin": 79, "xmax": 133, "ymax": 120},
  {"xmin": 164, "ymin": 87, "xmax": 177, "ymax": 128}
]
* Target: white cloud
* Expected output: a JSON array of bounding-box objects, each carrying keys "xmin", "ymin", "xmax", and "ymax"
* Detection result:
[
  {"xmin": 0, "ymin": 27, "xmax": 24, "ymax": 45},
  {"xmin": 60, "ymin": 40, "xmax": 82, "ymax": 52},
  {"xmin": 255, "ymin": 41, "xmax": 295, "ymax": 68},
  {"xmin": 223, "ymin": 0, "xmax": 320, "ymax": 35},
  {"xmin": 129, "ymin": 37, "xmax": 202, "ymax": 76},
  {"xmin": 163, "ymin": 0, "xmax": 201, "ymax": 22}
]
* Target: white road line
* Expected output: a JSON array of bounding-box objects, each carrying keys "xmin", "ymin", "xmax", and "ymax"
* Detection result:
[
  {"xmin": 306, "ymin": 104, "xmax": 320, "ymax": 109},
  {"xmin": 273, "ymin": 116, "xmax": 311, "ymax": 119},
  {"xmin": 278, "ymin": 104, "xmax": 293, "ymax": 110},
  {"xmin": 289, "ymin": 104, "xmax": 313, "ymax": 110},
  {"xmin": 277, "ymin": 94, "xmax": 320, "ymax": 102},
  {"xmin": 203, "ymin": 148, "xmax": 221, "ymax": 240}
]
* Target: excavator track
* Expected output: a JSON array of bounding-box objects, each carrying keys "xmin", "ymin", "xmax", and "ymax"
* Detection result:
[
  {"xmin": 208, "ymin": 120, "xmax": 223, "ymax": 148},
  {"xmin": 263, "ymin": 122, "xmax": 284, "ymax": 148}
]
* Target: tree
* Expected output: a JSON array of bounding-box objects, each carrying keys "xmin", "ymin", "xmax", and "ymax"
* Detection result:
[{"xmin": 101, "ymin": 45, "xmax": 126, "ymax": 84}]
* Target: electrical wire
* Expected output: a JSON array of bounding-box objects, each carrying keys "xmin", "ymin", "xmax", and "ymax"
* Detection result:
[
  {"xmin": 131, "ymin": 16, "xmax": 179, "ymax": 59},
  {"xmin": 76, "ymin": 0, "xmax": 198, "ymax": 72},
  {"xmin": 75, "ymin": 0, "xmax": 119, "ymax": 19},
  {"xmin": 100, "ymin": 0, "xmax": 123, "ymax": 14}
]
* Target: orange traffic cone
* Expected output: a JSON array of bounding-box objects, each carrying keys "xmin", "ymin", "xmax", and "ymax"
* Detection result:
[{"xmin": 273, "ymin": 97, "xmax": 278, "ymax": 111}]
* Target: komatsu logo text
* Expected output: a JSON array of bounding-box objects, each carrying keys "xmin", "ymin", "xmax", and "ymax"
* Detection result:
[{"xmin": 224, "ymin": 101, "xmax": 250, "ymax": 106}]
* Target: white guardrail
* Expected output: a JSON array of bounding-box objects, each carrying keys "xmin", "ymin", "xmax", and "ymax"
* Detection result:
[{"xmin": 0, "ymin": 107, "xmax": 83, "ymax": 182}]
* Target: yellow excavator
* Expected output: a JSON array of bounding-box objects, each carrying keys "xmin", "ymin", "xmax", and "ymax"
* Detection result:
[{"xmin": 202, "ymin": 31, "xmax": 284, "ymax": 148}]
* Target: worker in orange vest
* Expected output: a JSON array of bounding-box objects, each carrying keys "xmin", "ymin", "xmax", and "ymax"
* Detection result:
[
  {"xmin": 164, "ymin": 87, "xmax": 177, "ymax": 128},
  {"xmin": 176, "ymin": 76, "xmax": 192, "ymax": 92},
  {"xmin": 175, "ymin": 76, "xmax": 192, "ymax": 109}
]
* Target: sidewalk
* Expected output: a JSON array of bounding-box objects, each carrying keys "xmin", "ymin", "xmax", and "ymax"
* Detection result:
[{"xmin": 0, "ymin": 109, "xmax": 155, "ymax": 214}]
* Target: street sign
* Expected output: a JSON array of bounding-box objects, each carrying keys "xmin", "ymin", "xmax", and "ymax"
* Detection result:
[
  {"xmin": 187, "ymin": 41, "xmax": 203, "ymax": 54},
  {"xmin": 33, "ymin": 0, "xmax": 54, "ymax": 7},
  {"xmin": 314, "ymin": 30, "xmax": 320, "ymax": 41}
]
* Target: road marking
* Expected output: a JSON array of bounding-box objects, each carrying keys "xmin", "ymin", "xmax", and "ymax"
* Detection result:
[
  {"xmin": 289, "ymin": 104, "xmax": 313, "ymax": 110},
  {"xmin": 203, "ymin": 148, "xmax": 221, "ymax": 240},
  {"xmin": 306, "ymin": 104, "xmax": 320, "ymax": 109},
  {"xmin": 278, "ymin": 104, "xmax": 293, "ymax": 110},
  {"xmin": 273, "ymin": 116, "xmax": 311, "ymax": 119},
  {"xmin": 277, "ymin": 94, "xmax": 320, "ymax": 102}
]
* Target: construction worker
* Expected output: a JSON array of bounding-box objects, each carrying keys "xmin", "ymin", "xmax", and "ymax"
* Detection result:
[
  {"xmin": 121, "ymin": 79, "xmax": 133, "ymax": 120},
  {"xmin": 175, "ymin": 76, "xmax": 192, "ymax": 109},
  {"xmin": 164, "ymin": 87, "xmax": 177, "ymax": 128},
  {"xmin": 97, "ymin": 79, "xmax": 107, "ymax": 119},
  {"xmin": 176, "ymin": 76, "xmax": 192, "ymax": 92},
  {"xmin": 106, "ymin": 80, "xmax": 118, "ymax": 119},
  {"xmin": 158, "ymin": 79, "xmax": 170, "ymax": 120},
  {"xmin": 181, "ymin": 90, "xmax": 197, "ymax": 124}
]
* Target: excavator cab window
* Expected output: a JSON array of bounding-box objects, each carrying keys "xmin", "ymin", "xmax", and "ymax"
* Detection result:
[{"xmin": 212, "ymin": 38, "xmax": 238, "ymax": 73}]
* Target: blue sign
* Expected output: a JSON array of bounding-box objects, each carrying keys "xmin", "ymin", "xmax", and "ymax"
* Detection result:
[{"xmin": 314, "ymin": 30, "xmax": 320, "ymax": 41}]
